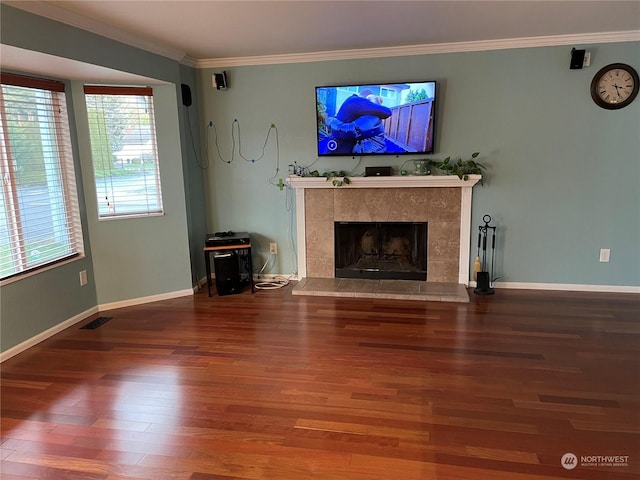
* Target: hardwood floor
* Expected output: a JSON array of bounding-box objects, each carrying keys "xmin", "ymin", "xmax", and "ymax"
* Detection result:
[{"xmin": 2, "ymin": 285, "xmax": 639, "ymax": 479}]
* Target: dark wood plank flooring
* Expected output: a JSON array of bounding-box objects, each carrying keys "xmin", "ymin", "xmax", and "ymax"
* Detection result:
[{"xmin": 2, "ymin": 285, "xmax": 639, "ymax": 479}]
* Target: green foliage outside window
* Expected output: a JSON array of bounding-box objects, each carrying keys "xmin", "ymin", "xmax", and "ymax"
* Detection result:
[{"xmin": 405, "ymin": 89, "xmax": 430, "ymax": 103}]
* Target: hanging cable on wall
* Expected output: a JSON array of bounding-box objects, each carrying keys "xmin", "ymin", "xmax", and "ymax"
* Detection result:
[
  {"xmin": 207, "ymin": 121, "xmax": 234, "ymax": 164},
  {"xmin": 235, "ymin": 121, "xmax": 278, "ymax": 164},
  {"xmin": 263, "ymin": 124, "xmax": 282, "ymax": 189},
  {"xmin": 207, "ymin": 119, "xmax": 283, "ymax": 189},
  {"xmin": 347, "ymin": 154, "xmax": 365, "ymax": 177},
  {"xmin": 185, "ymin": 111, "xmax": 208, "ymax": 170},
  {"xmin": 207, "ymin": 119, "xmax": 279, "ymax": 164}
]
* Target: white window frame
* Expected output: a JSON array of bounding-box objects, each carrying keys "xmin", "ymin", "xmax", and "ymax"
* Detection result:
[
  {"xmin": 0, "ymin": 72, "xmax": 84, "ymax": 283},
  {"xmin": 84, "ymin": 85, "xmax": 163, "ymax": 219}
]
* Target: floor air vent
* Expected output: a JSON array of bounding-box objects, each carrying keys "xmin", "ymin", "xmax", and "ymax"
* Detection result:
[{"xmin": 81, "ymin": 316, "xmax": 113, "ymax": 330}]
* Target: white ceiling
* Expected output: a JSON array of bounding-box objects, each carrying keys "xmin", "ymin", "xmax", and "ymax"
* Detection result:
[{"xmin": 2, "ymin": 1, "xmax": 639, "ymax": 80}]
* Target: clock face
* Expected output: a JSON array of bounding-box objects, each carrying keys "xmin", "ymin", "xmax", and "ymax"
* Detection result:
[{"xmin": 591, "ymin": 63, "xmax": 639, "ymax": 110}]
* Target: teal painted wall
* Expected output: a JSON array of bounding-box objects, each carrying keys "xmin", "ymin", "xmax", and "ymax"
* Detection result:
[
  {"xmin": 179, "ymin": 65, "xmax": 208, "ymax": 285},
  {"xmin": 199, "ymin": 42, "xmax": 640, "ymax": 286},
  {"xmin": 0, "ymin": 6, "xmax": 179, "ymax": 83},
  {"xmin": 0, "ymin": 77, "xmax": 98, "ymax": 352},
  {"xmin": 72, "ymin": 83, "xmax": 193, "ymax": 304},
  {"xmin": 1, "ymin": 5, "xmax": 199, "ymax": 352},
  {"xmin": 1, "ymin": 4, "xmax": 638, "ymax": 355}
]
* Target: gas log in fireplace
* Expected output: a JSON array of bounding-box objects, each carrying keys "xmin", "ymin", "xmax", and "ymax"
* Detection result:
[{"xmin": 334, "ymin": 221, "xmax": 428, "ymax": 281}]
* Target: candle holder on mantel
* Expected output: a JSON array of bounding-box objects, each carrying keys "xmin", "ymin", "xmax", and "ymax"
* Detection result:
[
  {"xmin": 474, "ymin": 214, "xmax": 497, "ymax": 295},
  {"xmin": 413, "ymin": 159, "xmax": 430, "ymax": 176}
]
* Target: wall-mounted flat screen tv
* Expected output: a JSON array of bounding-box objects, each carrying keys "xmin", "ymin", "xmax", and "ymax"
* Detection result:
[{"xmin": 316, "ymin": 81, "xmax": 436, "ymax": 156}]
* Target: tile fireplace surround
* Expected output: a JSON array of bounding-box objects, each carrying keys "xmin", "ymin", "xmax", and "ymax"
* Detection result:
[{"xmin": 287, "ymin": 174, "xmax": 481, "ymax": 302}]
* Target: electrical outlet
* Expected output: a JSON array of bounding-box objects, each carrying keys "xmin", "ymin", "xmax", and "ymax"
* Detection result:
[
  {"xmin": 79, "ymin": 270, "xmax": 88, "ymax": 286},
  {"xmin": 269, "ymin": 243, "xmax": 277, "ymax": 255},
  {"xmin": 599, "ymin": 248, "xmax": 610, "ymax": 263}
]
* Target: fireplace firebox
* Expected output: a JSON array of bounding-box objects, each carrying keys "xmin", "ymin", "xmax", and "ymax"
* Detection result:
[{"xmin": 334, "ymin": 222, "xmax": 427, "ymax": 280}]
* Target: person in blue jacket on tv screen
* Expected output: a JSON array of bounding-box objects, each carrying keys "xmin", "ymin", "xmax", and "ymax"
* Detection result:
[{"xmin": 321, "ymin": 89, "xmax": 392, "ymax": 155}]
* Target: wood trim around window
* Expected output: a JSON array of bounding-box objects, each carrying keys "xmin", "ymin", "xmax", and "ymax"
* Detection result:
[
  {"xmin": 0, "ymin": 72, "xmax": 65, "ymax": 92},
  {"xmin": 83, "ymin": 85, "xmax": 153, "ymax": 96}
]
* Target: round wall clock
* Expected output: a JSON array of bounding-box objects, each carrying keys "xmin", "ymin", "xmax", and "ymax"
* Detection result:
[{"xmin": 590, "ymin": 63, "xmax": 639, "ymax": 110}]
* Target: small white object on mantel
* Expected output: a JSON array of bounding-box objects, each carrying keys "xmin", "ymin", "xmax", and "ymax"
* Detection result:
[{"xmin": 286, "ymin": 174, "xmax": 482, "ymax": 285}]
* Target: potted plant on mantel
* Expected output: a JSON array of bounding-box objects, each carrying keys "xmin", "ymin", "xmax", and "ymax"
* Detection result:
[{"xmin": 433, "ymin": 152, "xmax": 486, "ymax": 183}]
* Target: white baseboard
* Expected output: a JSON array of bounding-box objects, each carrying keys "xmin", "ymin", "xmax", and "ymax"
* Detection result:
[
  {"xmin": 469, "ymin": 280, "xmax": 640, "ymax": 294},
  {"xmin": 97, "ymin": 288, "xmax": 194, "ymax": 311},
  {"xmin": 1, "ymin": 288, "xmax": 194, "ymax": 363},
  {"xmin": 192, "ymin": 275, "xmax": 209, "ymax": 293},
  {"xmin": 4, "ymin": 280, "xmax": 635, "ymax": 363},
  {"xmin": 0, "ymin": 305, "xmax": 99, "ymax": 363}
]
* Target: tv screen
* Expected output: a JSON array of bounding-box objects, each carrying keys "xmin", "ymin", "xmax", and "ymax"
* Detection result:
[{"xmin": 316, "ymin": 81, "xmax": 436, "ymax": 156}]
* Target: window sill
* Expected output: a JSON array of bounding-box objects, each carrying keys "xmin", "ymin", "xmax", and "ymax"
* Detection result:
[
  {"xmin": 98, "ymin": 211, "xmax": 165, "ymax": 221},
  {"xmin": 0, "ymin": 254, "xmax": 86, "ymax": 287}
]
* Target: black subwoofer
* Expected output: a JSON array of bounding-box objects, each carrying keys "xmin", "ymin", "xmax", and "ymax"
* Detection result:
[{"xmin": 213, "ymin": 252, "xmax": 241, "ymax": 296}]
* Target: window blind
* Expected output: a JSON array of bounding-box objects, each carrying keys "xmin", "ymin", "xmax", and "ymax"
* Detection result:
[
  {"xmin": 0, "ymin": 72, "xmax": 83, "ymax": 281},
  {"xmin": 84, "ymin": 86, "xmax": 163, "ymax": 218}
]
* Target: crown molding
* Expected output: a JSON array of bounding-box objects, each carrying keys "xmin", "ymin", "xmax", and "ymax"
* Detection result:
[
  {"xmin": 5, "ymin": 1, "xmax": 639, "ymax": 69},
  {"xmin": 4, "ymin": 0, "xmax": 187, "ymax": 62},
  {"xmin": 180, "ymin": 55, "xmax": 198, "ymax": 68},
  {"xmin": 196, "ymin": 30, "xmax": 640, "ymax": 69}
]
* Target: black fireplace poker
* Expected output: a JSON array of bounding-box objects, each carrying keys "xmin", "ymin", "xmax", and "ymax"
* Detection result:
[{"xmin": 474, "ymin": 214, "xmax": 497, "ymax": 295}]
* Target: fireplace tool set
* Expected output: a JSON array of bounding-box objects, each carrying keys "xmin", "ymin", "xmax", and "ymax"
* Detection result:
[{"xmin": 474, "ymin": 214, "xmax": 497, "ymax": 295}]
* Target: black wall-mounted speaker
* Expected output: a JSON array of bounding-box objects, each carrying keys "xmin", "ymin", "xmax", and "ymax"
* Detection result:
[
  {"xmin": 214, "ymin": 71, "xmax": 228, "ymax": 90},
  {"xmin": 570, "ymin": 48, "xmax": 586, "ymax": 70},
  {"xmin": 181, "ymin": 83, "xmax": 192, "ymax": 106}
]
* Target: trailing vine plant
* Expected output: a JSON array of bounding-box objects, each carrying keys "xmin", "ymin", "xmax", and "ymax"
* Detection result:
[
  {"xmin": 307, "ymin": 169, "xmax": 351, "ymax": 187},
  {"xmin": 434, "ymin": 152, "xmax": 486, "ymax": 183}
]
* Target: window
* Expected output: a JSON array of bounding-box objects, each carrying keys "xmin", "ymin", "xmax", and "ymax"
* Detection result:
[
  {"xmin": 380, "ymin": 87, "xmax": 396, "ymax": 102},
  {"xmin": 84, "ymin": 86, "xmax": 163, "ymax": 218},
  {"xmin": 338, "ymin": 86, "xmax": 358, "ymax": 94},
  {"xmin": 0, "ymin": 73, "xmax": 83, "ymax": 282}
]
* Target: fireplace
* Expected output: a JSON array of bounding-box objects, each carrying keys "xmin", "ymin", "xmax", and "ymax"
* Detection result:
[
  {"xmin": 287, "ymin": 174, "xmax": 481, "ymax": 285},
  {"xmin": 335, "ymin": 221, "xmax": 427, "ymax": 280}
]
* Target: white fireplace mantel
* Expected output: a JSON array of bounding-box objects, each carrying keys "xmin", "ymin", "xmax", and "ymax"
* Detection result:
[
  {"xmin": 287, "ymin": 174, "xmax": 481, "ymax": 285},
  {"xmin": 287, "ymin": 174, "xmax": 481, "ymax": 189}
]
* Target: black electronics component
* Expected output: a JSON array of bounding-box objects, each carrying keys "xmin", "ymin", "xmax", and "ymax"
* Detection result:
[
  {"xmin": 315, "ymin": 80, "xmax": 436, "ymax": 157},
  {"xmin": 214, "ymin": 71, "xmax": 227, "ymax": 90},
  {"xmin": 181, "ymin": 83, "xmax": 192, "ymax": 106},
  {"xmin": 213, "ymin": 252, "xmax": 241, "ymax": 296},
  {"xmin": 365, "ymin": 166, "xmax": 392, "ymax": 177},
  {"xmin": 570, "ymin": 48, "xmax": 586, "ymax": 70},
  {"xmin": 205, "ymin": 232, "xmax": 250, "ymax": 247}
]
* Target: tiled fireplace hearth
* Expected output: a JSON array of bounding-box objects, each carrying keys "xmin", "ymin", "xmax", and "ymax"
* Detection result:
[{"xmin": 287, "ymin": 174, "xmax": 481, "ymax": 301}]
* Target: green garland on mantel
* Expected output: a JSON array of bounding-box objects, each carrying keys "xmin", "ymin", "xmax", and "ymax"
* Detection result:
[
  {"xmin": 303, "ymin": 152, "xmax": 485, "ymax": 187},
  {"xmin": 307, "ymin": 169, "xmax": 351, "ymax": 187}
]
